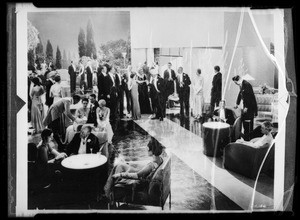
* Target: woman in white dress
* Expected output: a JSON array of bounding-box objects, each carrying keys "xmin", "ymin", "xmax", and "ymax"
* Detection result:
[
  {"xmin": 96, "ymin": 99, "xmax": 114, "ymax": 143},
  {"xmin": 50, "ymin": 75, "xmax": 62, "ymax": 104},
  {"xmin": 193, "ymin": 69, "xmax": 204, "ymax": 120}
]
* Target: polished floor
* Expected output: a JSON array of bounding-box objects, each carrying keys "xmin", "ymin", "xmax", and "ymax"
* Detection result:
[{"xmin": 27, "ymin": 106, "xmax": 273, "ymax": 211}]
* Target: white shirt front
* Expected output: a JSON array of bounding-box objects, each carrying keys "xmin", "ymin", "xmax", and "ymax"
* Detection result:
[
  {"xmin": 117, "ymin": 73, "xmax": 122, "ymax": 86},
  {"xmin": 78, "ymin": 137, "xmax": 88, "ymax": 154},
  {"xmin": 153, "ymin": 76, "xmax": 159, "ymax": 92}
]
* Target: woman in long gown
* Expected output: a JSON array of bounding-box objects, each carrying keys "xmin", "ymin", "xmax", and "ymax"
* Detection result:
[
  {"xmin": 96, "ymin": 99, "xmax": 114, "ymax": 144},
  {"xmin": 136, "ymin": 68, "xmax": 152, "ymax": 114},
  {"xmin": 193, "ymin": 69, "xmax": 205, "ymax": 120},
  {"xmin": 50, "ymin": 75, "xmax": 63, "ymax": 104},
  {"xmin": 30, "ymin": 77, "xmax": 45, "ymax": 134},
  {"xmin": 128, "ymin": 73, "xmax": 141, "ymax": 120},
  {"xmin": 103, "ymin": 137, "xmax": 164, "ymax": 200}
]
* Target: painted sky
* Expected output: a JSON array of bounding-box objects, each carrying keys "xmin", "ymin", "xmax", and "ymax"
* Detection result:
[{"xmin": 28, "ymin": 11, "xmax": 130, "ymax": 59}]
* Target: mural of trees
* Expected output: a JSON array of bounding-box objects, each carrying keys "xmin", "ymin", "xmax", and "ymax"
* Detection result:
[
  {"xmin": 55, "ymin": 46, "xmax": 62, "ymax": 69},
  {"xmin": 45, "ymin": 40, "xmax": 54, "ymax": 65},
  {"xmin": 86, "ymin": 19, "xmax": 97, "ymax": 59},
  {"xmin": 99, "ymin": 38, "xmax": 131, "ymax": 68},
  {"xmin": 78, "ymin": 27, "xmax": 86, "ymax": 58}
]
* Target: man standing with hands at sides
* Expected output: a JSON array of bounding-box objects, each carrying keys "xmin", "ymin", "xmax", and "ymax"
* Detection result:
[
  {"xmin": 163, "ymin": 62, "xmax": 177, "ymax": 113},
  {"xmin": 97, "ymin": 65, "xmax": 107, "ymax": 101},
  {"xmin": 150, "ymin": 67, "xmax": 165, "ymax": 121},
  {"xmin": 68, "ymin": 61, "xmax": 77, "ymax": 94},
  {"xmin": 176, "ymin": 67, "xmax": 191, "ymax": 117},
  {"xmin": 232, "ymin": 75, "xmax": 258, "ymax": 141},
  {"xmin": 210, "ymin": 65, "xmax": 222, "ymax": 117},
  {"xmin": 115, "ymin": 66, "xmax": 125, "ymax": 118}
]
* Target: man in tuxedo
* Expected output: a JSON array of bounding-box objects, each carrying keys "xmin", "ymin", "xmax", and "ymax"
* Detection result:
[
  {"xmin": 115, "ymin": 66, "xmax": 125, "ymax": 118},
  {"xmin": 176, "ymin": 67, "xmax": 191, "ymax": 117},
  {"xmin": 97, "ymin": 65, "xmax": 107, "ymax": 101},
  {"xmin": 86, "ymin": 93, "xmax": 100, "ymax": 126},
  {"xmin": 68, "ymin": 61, "xmax": 77, "ymax": 94},
  {"xmin": 163, "ymin": 62, "xmax": 177, "ymax": 112},
  {"xmin": 104, "ymin": 65, "xmax": 118, "ymax": 121},
  {"xmin": 149, "ymin": 67, "xmax": 165, "ymax": 121},
  {"xmin": 210, "ymin": 65, "xmax": 222, "ymax": 116},
  {"xmin": 123, "ymin": 67, "xmax": 131, "ymax": 115},
  {"xmin": 232, "ymin": 75, "xmax": 258, "ymax": 141},
  {"xmin": 66, "ymin": 125, "xmax": 100, "ymax": 156}
]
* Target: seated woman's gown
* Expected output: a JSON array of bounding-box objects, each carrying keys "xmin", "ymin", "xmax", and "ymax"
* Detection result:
[
  {"xmin": 97, "ymin": 106, "xmax": 114, "ymax": 143},
  {"xmin": 30, "ymin": 85, "xmax": 45, "ymax": 133},
  {"xmin": 104, "ymin": 156, "xmax": 163, "ymax": 199}
]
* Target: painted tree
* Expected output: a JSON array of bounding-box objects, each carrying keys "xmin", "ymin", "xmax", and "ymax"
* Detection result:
[
  {"xmin": 35, "ymin": 35, "xmax": 44, "ymax": 69},
  {"xmin": 86, "ymin": 19, "xmax": 97, "ymax": 59},
  {"xmin": 28, "ymin": 49, "xmax": 35, "ymax": 71},
  {"xmin": 99, "ymin": 39, "xmax": 130, "ymax": 68},
  {"xmin": 27, "ymin": 20, "xmax": 39, "ymax": 70},
  {"xmin": 78, "ymin": 27, "xmax": 86, "ymax": 58},
  {"xmin": 45, "ymin": 40, "xmax": 53, "ymax": 65},
  {"xmin": 62, "ymin": 49, "xmax": 68, "ymax": 69},
  {"xmin": 55, "ymin": 46, "xmax": 62, "ymax": 69},
  {"xmin": 27, "ymin": 20, "xmax": 39, "ymax": 51}
]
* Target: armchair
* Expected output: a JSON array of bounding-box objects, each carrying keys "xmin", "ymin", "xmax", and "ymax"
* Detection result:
[
  {"xmin": 223, "ymin": 142, "xmax": 274, "ymax": 179},
  {"xmin": 109, "ymin": 154, "xmax": 171, "ymax": 210},
  {"xmin": 223, "ymin": 126, "xmax": 275, "ymax": 179}
]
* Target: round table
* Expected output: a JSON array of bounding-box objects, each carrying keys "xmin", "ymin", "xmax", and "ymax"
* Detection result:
[
  {"xmin": 61, "ymin": 154, "xmax": 108, "ymax": 202},
  {"xmin": 202, "ymin": 122, "xmax": 231, "ymax": 157},
  {"xmin": 61, "ymin": 154, "xmax": 107, "ymax": 170}
]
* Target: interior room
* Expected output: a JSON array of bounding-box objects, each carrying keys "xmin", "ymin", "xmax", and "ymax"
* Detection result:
[{"xmin": 24, "ymin": 7, "xmax": 288, "ymax": 213}]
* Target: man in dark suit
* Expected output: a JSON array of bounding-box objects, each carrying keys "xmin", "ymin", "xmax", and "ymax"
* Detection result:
[
  {"xmin": 104, "ymin": 65, "xmax": 118, "ymax": 121},
  {"xmin": 163, "ymin": 62, "xmax": 177, "ymax": 112},
  {"xmin": 149, "ymin": 67, "xmax": 165, "ymax": 121},
  {"xmin": 175, "ymin": 67, "xmax": 191, "ymax": 117},
  {"xmin": 210, "ymin": 65, "xmax": 222, "ymax": 116},
  {"xmin": 122, "ymin": 68, "xmax": 131, "ymax": 115},
  {"xmin": 97, "ymin": 65, "xmax": 107, "ymax": 101},
  {"xmin": 86, "ymin": 93, "xmax": 100, "ymax": 126},
  {"xmin": 68, "ymin": 61, "xmax": 77, "ymax": 94},
  {"xmin": 232, "ymin": 75, "xmax": 258, "ymax": 141},
  {"xmin": 115, "ymin": 66, "xmax": 125, "ymax": 118},
  {"xmin": 66, "ymin": 125, "xmax": 100, "ymax": 156}
]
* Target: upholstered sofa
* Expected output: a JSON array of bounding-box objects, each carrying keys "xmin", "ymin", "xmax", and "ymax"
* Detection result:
[
  {"xmin": 254, "ymin": 91, "xmax": 278, "ymax": 127},
  {"xmin": 109, "ymin": 154, "xmax": 172, "ymax": 210}
]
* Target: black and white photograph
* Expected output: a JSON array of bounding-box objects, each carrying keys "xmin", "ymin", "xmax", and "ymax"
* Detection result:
[{"xmin": 6, "ymin": 3, "xmax": 297, "ymax": 216}]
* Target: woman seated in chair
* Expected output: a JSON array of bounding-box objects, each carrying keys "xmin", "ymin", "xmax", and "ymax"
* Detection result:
[
  {"xmin": 103, "ymin": 137, "xmax": 164, "ymax": 199},
  {"xmin": 96, "ymin": 99, "xmax": 114, "ymax": 143},
  {"xmin": 36, "ymin": 128, "xmax": 68, "ymax": 186},
  {"xmin": 235, "ymin": 121, "xmax": 274, "ymax": 148}
]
